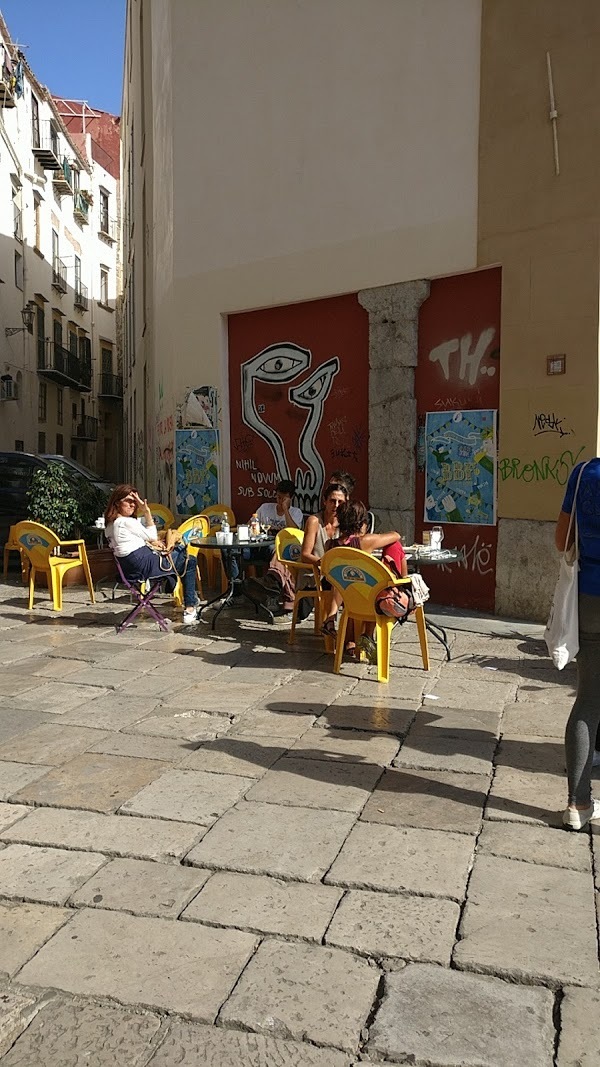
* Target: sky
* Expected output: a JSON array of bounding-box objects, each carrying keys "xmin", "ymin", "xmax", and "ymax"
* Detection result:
[{"xmin": 1, "ymin": 0, "xmax": 126, "ymax": 115}]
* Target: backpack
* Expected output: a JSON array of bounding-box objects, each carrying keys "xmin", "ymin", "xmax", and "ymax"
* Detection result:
[{"xmin": 375, "ymin": 582, "xmax": 416, "ymax": 623}]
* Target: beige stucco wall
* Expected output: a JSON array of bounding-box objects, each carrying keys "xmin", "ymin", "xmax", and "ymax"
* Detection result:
[
  {"xmin": 130, "ymin": 0, "xmax": 482, "ymax": 492},
  {"xmin": 479, "ymin": 0, "xmax": 600, "ymax": 525}
]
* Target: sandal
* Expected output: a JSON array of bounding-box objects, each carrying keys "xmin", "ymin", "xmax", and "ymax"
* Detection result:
[
  {"xmin": 321, "ymin": 618, "xmax": 337, "ymax": 638},
  {"xmin": 344, "ymin": 642, "xmax": 357, "ymax": 659}
]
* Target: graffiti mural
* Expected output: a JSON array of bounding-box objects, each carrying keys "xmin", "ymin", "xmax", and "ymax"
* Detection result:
[
  {"xmin": 175, "ymin": 429, "xmax": 219, "ymax": 515},
  {"xmin": 229, "ymin": 295, "xmax": 368, "ymax": 515},
  {"xmin": 416, "ymin": 267, "xmax": 501, "ymax": 612}
]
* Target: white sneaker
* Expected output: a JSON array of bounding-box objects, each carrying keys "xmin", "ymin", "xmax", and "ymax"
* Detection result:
[
  {"xmin": 562, "ymin": 799, "xmax": 600, "ymax": 831},
  {"xmin": 592, "ymin": 750, "xmax": 600, "ymax": 768},
  {"xmin": 182, "ymin": 607, "xmax": 198, "ymax": 625}
]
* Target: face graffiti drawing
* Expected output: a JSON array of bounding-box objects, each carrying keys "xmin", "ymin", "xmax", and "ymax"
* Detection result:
[{"xmin": 240, "ymin": 343, "xmax": 340, "ymax": 512}]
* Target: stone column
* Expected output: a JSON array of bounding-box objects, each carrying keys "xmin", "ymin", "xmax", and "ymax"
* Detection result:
[{"xmin": 358, "ymin": 280, "xmax": 429, "ymax": 543}]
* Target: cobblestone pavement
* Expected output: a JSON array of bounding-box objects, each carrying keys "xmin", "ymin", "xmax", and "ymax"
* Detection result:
[{"xmin": 0, "ymin": 577, "xmax": 598, "ymax": 1065}]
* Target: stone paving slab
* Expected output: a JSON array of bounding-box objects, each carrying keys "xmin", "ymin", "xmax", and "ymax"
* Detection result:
[
  {"xmin": 213, "ymin": 666, "xmax": 299, "ymax": 687},
  {"xmin": 245, "ymin": 756, "xmax": 382, "ymax": 812},
  {"xmin": 18, "ymin": 907, "xmax": 258, "ymax": 1020},
  {"xmin": 0, "ymin": 807, "xmax": 204, "ymax": 863},
  {"xmin": 185, "ymin": 801, "xmax": 357, "ymax": 882},
  {"xmin": 60, "ymin": 666, "xmax": 143, "ymax": 690},
  {"xmin": 326, "ymin": 821, "xmax": 475, "ymax": 900},
  {"xmin": 368, "ymin": 962, "xmax": 555, "ymax": 1067},
  {"xmin": 410, "ymin": 703, "xmax": 502, "ymax": 735},
  {"xmin": 0, "ymin": 724, "xmax": 106, "ymax": 766},
  {"xmin": 494, "ymin": 734, "xmax": 565, "ymax": 775},
  {"xmin": 486, "ymin": 766, "xmax": 565, "ymax": 826},
  {"xmin": 85, "ymin": 732, "xmax": 192, "ymax": 763},
  {"xmin": 0, "ymin": 900, "xmax": 71, "ymax": 976},
  {"xmin": 121, "ymin": 768, "xmax": 254, "ymax": 825},
  {"xmin": 7, "ymin": 682, "xmax": 110, "ymax": 714},
  {"xmin": 394, "ymin": 730, "xmax": 497, "ymax": 775},
  {"xmin": 325, "ymin": 888, "xmax": 460, "ymax": 965},
  {"xmin": 11, "ymin": 753, "xmax": 165, "ymax": 814},
  {"xmin": 219, "ymin": 938, "xmax": 379, "ymax": 1052},
  {"xmin": 158, "ymin": 682, "xmax": 278, "ymax": 714},
  {"xmin": 556, "ymin": 986, "xmax": 600, "ymax": 1066},
  {"xmin": 179, "ymin": 736, "xmax": 288, "ymax": 777},
  {"xmin": 0, "ymin": 804, "xmax": 30, "ymax": 835},
  {"xmin": 353, "ymin": 673, "xmax": 428, "ymax": 702},
  {"xmin": 229, "ymin": 709, "xmax": 319, "ymax": 739},
  {"xmin": 115, "ymin": 674, "xmax": 181, "ymax": 699},
  {"xmin": 0, "ymin": 989, "xmax": 47, "ymax": 1059},
  {"xmin": 478, "ymin": 819, "xmax": 592, "ymax": 872},
  {"xmin": 0, "ymin": 761, "xmax": 52, "ymax": 800},
  {"xmin": 70, "ymin": 857, "xmax": 212, "ymax": 917},
  {"xmin": 46, "ymin": 640, "xmax": 128, "ymax": 662},
  {"xmin": 0, "ymin": 843, "xmax": 107, "ymax": 905},
  {"xmin": 124, "ymin": 708, "xmax": 229, "ymax": 741},
  {"xmin": 317, "ymin": 700, "xmax": 417, "ymax": 735},
  {"xmin": 97, "ymin": 649, "xmax": 174, "ymax": 673},
  {"xmin": 454, "ymin": 853, "xmax": 599, "ymax": 987},
  {"xmin": 516, "ymin": 680, "xmax": 577, "ymax": 702},
  {"xmin": 360, "ymin": 767, "xmax": 489, "ymax": 834},
  {"xmin": 501, "ymin": 701, "xmax": 571, "ymax": 737},
  {"xmin": 0, "ymin": 708, "xmax": 53, "ymax": 745},
  {"xmin": 147, "ymin": 1021, "xmax": 351, "ymax": 1067},
  {"xmin": 59, "ymin": 694, "xmax": 164, "ymax": 730},
  {"xmin": 32, "ymin": 658, "xmax": 84, "ymax": 680},
  {"xmin": 422, "ymin": 678, "xmax": 517, "ymax": 710},
  {"xmin": 290, "ymin": 727, "xmax": 399, "ymax": 766},
  {"xmin": 0, "ymin": 672, "xmax": 48, "ymax": 695},
  {"xmin": 0, "ymin": 995, "xmax": 163, "ymax": 1067},
  {"xmin": 182, "ymin": 871, "xmax": 342, "ymax": 940}
]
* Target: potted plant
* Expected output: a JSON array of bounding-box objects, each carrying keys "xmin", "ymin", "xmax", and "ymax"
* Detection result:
[{"xmin": 27, "ymin": 463, "xmax": 115, "ymax": 585}]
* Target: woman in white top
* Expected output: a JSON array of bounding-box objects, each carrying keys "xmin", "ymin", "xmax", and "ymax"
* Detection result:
[{"xmin": 104, "ymin": 484, "xmax": 199, "ymax": 624}]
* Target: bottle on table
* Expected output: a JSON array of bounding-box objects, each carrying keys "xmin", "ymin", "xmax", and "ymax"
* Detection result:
[
  {"xmin": 249, "ymin": 513, "xmax": 260, "ymax": 538},
  {"xmin": 221, "ymin": 513, "xmax": 230, "ymax": 536}
]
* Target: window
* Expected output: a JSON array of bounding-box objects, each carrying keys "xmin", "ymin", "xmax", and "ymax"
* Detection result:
[
  {"xmin": 74, "ymin": 255, "xmax": 81, "ymax": 297},
  {"xmin": 100, "ymin": 267, "xmax": 109, "ymax": 304},
  {"xmin": 52, "ymin": 229, "xmax": 59, "ymax": 263},
  {"xmin": 12, "ymin": 178, "xmax": 22, "ymax": 242},
  {"xmin": 69, "ymin": 328, "xmax": 77, "ymax": 355},
  {"xmin": 14, "ymin": 440, "xmax": 24, "ymax": 452},
  {"xmin": 31, "ymin": 93, "xmax": 40, "ymax": 147},
  {"xmin": 33, "ymin": 192, "xmax": 41, "ymax": 249},
  {"xmin": 99, "ymin": 189, "xmax": 109, "ymax": 234},
  {"xmin": 101, "ymin": 346, "xmax": 113, "ymax": 373},
  {"xmin": 53, "ymin": 318, "xmax": 62, "ymax": 348},
  {"xmin": 38, "ymin": 382, "xmax": 47, "ymax": 422},
  {"xmin": 72, "ymin": 168, "xmax": 80, "ymax": 193},
  {"xmin": 57, "ymin": 387, "xmax": 63, "ymax": 426},
  {"xmin": 14, "ymin": 251, "xmax": 23, "ymax": 289},
  {"xmin": 37, "ymin": 431, "xmax": 46, "ymax": 453},
  {"xmin": 36, "ymin": 305, "xmax": 45, "ymax": 368},
  {"xmin": 56, "ymin": 432, "xmax": 63, "ymax": 454}
]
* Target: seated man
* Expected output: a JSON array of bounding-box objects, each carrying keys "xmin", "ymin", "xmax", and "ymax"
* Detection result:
[{"xmin": 246, "ymin": 480, "xmax": 308, "ymax": 615}]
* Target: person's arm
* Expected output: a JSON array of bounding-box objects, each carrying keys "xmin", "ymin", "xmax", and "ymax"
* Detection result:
[
  {"xmin": 280, "ymin": 496, "xmax": 301, "ymax": 529},
  {"xmin": 301, "ymin": 514, "xmax": 321, "ymax": 564},
  {"xmin": 122, "ymin": 516, "xmax": 158, "ymax": 542},
  {"xmin": 555, "ymin": 510, "xmax": 573, "ymax": 552},
  {"xmin": 360, "ymin": 530, "xmax": 400, "ymax": 552}
]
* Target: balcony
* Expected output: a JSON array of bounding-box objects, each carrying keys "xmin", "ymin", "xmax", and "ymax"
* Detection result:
[
  {"xmin": 98, "ymin": 372, "xmax": 123, "ymax": 399},
  {"xmin": 74, "ymin": 415, "xmax": 98, "ymax": 442},
  {"xmin": 52, "ymin": 157, "xmax": 74, "ymax": 195},
  {"xmin": 51, "ymin": 257, "xmax": 67, "ymax": 293},
  {"xmin": 37, "ymin": 341, "xmax": 91, "ymax": 392},
  {"xmin": 0, "ymin": 70, "xmax": 15, "ymax": 109},
  {"xmin": 32, "ymin": 122, "xmax": 61, "ymax": 170},
  {"xmin": 13, "ymin": 207, "xmax": 22, "ymax": 242},
  {"xmin": 98, "ymin": 216, "xmax": 118, "ymax": 243},
  {"xmin": 73, "ymin": 191, "xmax": 90, "ymax": 224},
  {"xmin": 74, "ymin": 283, "xmax": 89, "ymax": 311}
]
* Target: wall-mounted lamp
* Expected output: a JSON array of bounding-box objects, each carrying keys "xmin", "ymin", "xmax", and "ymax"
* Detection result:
[{"xmin": 5, "ymin": 304, "xmax": 35, "ymax": 337}]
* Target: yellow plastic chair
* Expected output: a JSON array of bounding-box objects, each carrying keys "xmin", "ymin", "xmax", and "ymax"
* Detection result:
[
  {"xmin": 3, "ymin": 525, "xmax": 30, "ymax": 583},
  {"xmin": 14, "ymin": 520, "xmax": 95, "ymax": 611},
  {"xmin": 136, "ymin": 503, "xmax": 175, "ymax": 531},
  {"xmin": 198, "ymin": 506, "xmax": 236, "ymax": 591},
  {"xmin": 321, "ymin": 546, "xmax": 429, "ymax": 683},
  {"xmin": 175, "ymin": 514, "xmax": 210, "ymax": 599},
  {"xmin": 275, "ymin": 527, "xmax": 326, "ymax": 645}
]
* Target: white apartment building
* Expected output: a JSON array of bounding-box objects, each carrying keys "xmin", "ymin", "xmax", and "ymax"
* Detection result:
[{"xmin": 0, "ymin": 14, "xmax": 122, "ymax": 478}]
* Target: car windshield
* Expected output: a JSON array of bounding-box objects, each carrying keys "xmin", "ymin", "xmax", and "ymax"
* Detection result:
[{"xmin": 44, "ymin": 456, "xmax": 99, "ymax": 481}]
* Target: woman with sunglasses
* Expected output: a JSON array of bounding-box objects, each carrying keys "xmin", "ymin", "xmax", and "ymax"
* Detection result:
[{"xmin": 104, "ymin": 484, "xmax": 200, "ymax": 624}]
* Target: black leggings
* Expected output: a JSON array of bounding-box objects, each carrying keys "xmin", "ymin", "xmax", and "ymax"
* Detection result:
[{"xmin": 565, "ymin": 593, "xmax": 600, "ymax": 805}]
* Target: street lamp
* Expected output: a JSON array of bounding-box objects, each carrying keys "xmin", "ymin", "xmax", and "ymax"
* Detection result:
[{"xmin": 5, "ymin": 304, "xmax": 35, "ymax": 337}]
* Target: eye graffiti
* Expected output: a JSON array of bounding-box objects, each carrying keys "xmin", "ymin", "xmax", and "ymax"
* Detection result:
[{"xmin": 240, "ymin": 343, "xmax": 341, "ymax": 513}]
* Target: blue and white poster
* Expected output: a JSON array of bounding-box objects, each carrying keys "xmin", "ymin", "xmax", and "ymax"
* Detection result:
[
  {"xmin": 175, "ymin": 429, "xmax": 219, "ymax": 515},
  {"xmin": 424, "ymin": 409, "xmax": 497, "ymax": 526}
]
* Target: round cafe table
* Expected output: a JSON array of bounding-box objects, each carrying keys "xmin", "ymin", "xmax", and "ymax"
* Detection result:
[
  {"xmin": 403, "ymin": 546, "xmax": 465, "ymax": 660},
  {"xmin": 190, "ymin": 534, "xmax": 277, "ymax": 630}
]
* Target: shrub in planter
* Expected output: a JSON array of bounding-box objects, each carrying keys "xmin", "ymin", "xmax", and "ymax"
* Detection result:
[{"xmin": 27, "ymin": 463, "xmax": 107, "ymax": 540}]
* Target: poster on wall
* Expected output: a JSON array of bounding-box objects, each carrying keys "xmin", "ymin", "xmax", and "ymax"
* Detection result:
[
  {"xmin": 175, "ymin": 429, "xmax": 219, "ymax": 515},
  {"xmin": 182, "ymin": 385, "xmax": 218, "ymax": 429},
  {"xmin": 424, "ymin": 409, "xmax": 497, "ymax": 526}
]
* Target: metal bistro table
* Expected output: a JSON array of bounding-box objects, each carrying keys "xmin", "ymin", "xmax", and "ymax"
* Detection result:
[
  {"xmin": 403, "ymin": 546, "xmax": 465, "ymax": 661},
  {"xmin": 191, "ymin": 534, "xmax": 277, "ymax": 630}
]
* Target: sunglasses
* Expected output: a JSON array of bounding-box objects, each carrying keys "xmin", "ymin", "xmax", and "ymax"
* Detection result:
[{"xmin": 122, "ymin": 497, "xmax": 136, "ymax": 505}]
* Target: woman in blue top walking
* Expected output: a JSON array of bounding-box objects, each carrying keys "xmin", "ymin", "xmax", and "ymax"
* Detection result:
[{"xmin": 556, "ymin": 458, "xmax": 600, "ymax": 830}]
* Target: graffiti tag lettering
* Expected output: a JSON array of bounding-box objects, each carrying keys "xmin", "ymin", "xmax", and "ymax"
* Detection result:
[
  {"xmin": 429, "ymin": 327, "xmax": 496, "ymax": 386},
  {"xmin": 532, "ymin": 412, "xmax": 572, "ymax": 438},
  {"xmin": 439, "ymin": 534, "xmax": 494, "ymax": 577},
  {"xmin": 498, "ymin": 447, "xmax": 585, "ymax": 485},
  {"xmin": 328, "ymin": 416, "xmax": 347, "ymax": 445}
]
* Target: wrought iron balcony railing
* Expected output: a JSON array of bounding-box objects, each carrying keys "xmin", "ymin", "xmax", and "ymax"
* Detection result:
[
  {"xmin": 98, "ymin": 372, "xmax": 123, "ymax": 399},
  {"xmin": 74, "ymin": 415, "xmax": 98, "ymax": 441},
  {"xmin": 51, "ymin": 257, "xmax": 67, "ymax": 293},
  {"xmin": 37, "ymin": 341, "xmax": 91, "ymax": 392},
  {"xmin": 74, "ymin": 283, "xmax": 89, "ymax": 311},
  {"xmin": 52, "ymin": 156, "xmax": 73, "ymax": 195},
  {"xmin": 73, "ymin": 191, "xmax": 90, "ymax": 224}
]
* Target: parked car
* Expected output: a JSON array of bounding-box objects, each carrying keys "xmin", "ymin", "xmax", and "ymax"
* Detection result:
[
  {"xmin": 42, "ymin": 455, "xmax": 115, "ymax": 496},
  {"xmin": 0, "ymin": 452, "xmax": 111, "ymax": 552}
]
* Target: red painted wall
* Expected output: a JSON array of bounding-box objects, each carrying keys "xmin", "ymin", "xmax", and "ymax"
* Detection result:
[
  {"xmin": 415, "ymin": 267, "xmax": 501, "ymax": 612},
  {"xmin": 228, "ymin": 294, "xmax": 369, "ymax": 519}
]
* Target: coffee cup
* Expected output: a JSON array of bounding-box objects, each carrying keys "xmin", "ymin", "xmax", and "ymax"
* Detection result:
[
  {"xmin": 431, "ymin": 526, "xmax": 444, "ymax": 550},
  {"xmin": 215, "ymin": 531, "xmax": 226, "ymax": 545},
  {"xmin": 237, "ymin": 525, "xmax": 249, "ymax": 541},
  {"xmin": 223, "ymin": 532, "xmax": 233, "ymax": 545}
]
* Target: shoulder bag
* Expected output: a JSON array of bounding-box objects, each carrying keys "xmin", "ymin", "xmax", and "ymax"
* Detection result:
[{"xmin": 544, "ymin": 461, "xmax": 588, "ymax": 669}]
